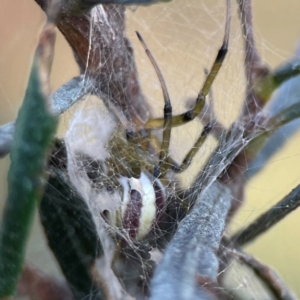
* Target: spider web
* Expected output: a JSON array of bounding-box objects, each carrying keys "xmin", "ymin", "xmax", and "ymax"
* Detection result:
[
  {"xmin": 62, "ymin": 2, "xmax": 245, "ymax": 298},
  {"xmin": 1, "ymin": 0, "xmax": 300, "ymax": 299},
  {"xmin": 59, "ymin": 1, "xmax": 300, "ymax": 299}
]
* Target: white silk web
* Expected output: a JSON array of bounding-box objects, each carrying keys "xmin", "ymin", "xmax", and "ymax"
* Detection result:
[{"xmin": 60, "ymin": 1, "xmax": 300, "ymax": 299}]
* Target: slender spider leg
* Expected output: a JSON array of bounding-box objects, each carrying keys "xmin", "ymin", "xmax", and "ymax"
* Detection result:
[
  {"xmin": 134, "ymin": 0, "xmax": 230, "ymax": 178},
  {"xmin": 144, "ymin": 0, "xmax": 231, "ymax": 131},
  {"xmin": 136, "ymin": 31, "xmax": 172, "ymax": 178},
  {"xmin": 148, "ymin": 122, "xmax": 212, "ymax": 174},
  {"xmin": 203, "ymin": 86, "xmax": 226, "ymax": 139},
  {"xmin": 186, "ymin": 69, "xmax": 226, "ymax": 140},
  {"xmin": 173, "ymin": 121, "xmax": 213, "ymax": 173},
  {"xmin": 136, "ymin": 31, "xmax": 222, "ymax": 177},
  {"xmin": 148, "ymin": 134, "xmax": 180, "ymax": 171}
]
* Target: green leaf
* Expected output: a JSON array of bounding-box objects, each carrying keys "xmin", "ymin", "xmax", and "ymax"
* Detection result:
[{"xmin": 0, "ymin": 61, "xmax": 58, "ymax": 297}]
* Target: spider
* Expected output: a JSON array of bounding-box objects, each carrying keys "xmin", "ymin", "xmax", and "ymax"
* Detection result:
[{"xmin": 66, "ymin": 0, "xmax": 230, "ymax": 251}]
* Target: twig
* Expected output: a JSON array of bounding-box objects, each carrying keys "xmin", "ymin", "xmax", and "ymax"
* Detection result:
[
  {"xmin": 149, "ymin": 182, "xmax": 231, "ymax": 300},
  {"xmin": 34, "ymin": 0, "xmax": 150, "ymax": 127},
  {"xmin": 226, "ymin": 248, "xmax": 297, "ymax": 300},
  {"xmin": 192, "ymin": 96, "xmax": 300, "ymax": 216},
  {"xmin": 0, "ymin": 76, "xmax": 89, "ymax": 158},
  {"xmin": 252, "ymin": 58, "xmax": 300, "ymax": 106},
  {"xmin": 244, "ymin": 100, "xmax": 300, "ymax": 163},
  {"xmin": 237, "ymin": 0, "xmax": 263, "ymax": 79},
  {"xmin": 216, "ymin": 0, "xmax": 300, "ymax": 219},
  {"xmin": 51, "ymin": 75, "xmax": 92, "ymax": 114},
  {"xmin": 237, "ymin": 0, "xmax": 269, "ymax": 116},
  {"xmin": 246, "ymin": 44, "xmax": 300, "ymax": 178},
  {"xmin": 231, "ymin": 183, "xmax": 300, "ymax": 247},
  {"xmin": 211, "ymin": 0, "xmax": 267, "ymax": 220}
]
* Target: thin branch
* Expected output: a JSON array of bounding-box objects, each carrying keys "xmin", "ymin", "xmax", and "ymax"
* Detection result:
[
  {"xmin": 237, "ymin": 0, "xmax": 269, "ymax": 116},
  {"xmin": 237, "ymin": 0, "xmax": 263, "ymax": 79},
  {"xmin": 231, "ymin": 183, "xmax": 300, "ymax": 247},
  {"xmin": 219, "ymin": 1, "xmax": 300, "ymax": 217},
  {"xmin": 246, "ymin": 43, "xmax": 300, "ymax": 178},
  {"xmin": 226, "ymin": 248, "xmax": 297, "ymax": 300},
  {"xmin": 192, "ymin": 96, "xmax": 300, "ymax": 217},
  {"xmin": 0, "ymin": 76, "xmax": 89, "ymax": 158},
  {"xmin": 210, "ymin": 2, "xmax": 300, "ymax": 224},
  {"xmin": 150, "ymin": 182, "xmax": 231, "ymax": 300},
  {"xmin": 253, "ymin": 58, "xmax": 300, "ymax": 104},
  {"xmin": 34, "ymin": 0, "xmax": 150, "ymax": 127},
  {"xmin": 244, "ymin": 100, "xmax": 300, "ymax": 162},
  {"xmin": 51, "ymin": 75, "xmax": 92, "ymax": 114}
]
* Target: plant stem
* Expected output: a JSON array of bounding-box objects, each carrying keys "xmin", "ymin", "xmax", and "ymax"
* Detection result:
[{"xmin": 232, "ymin": 184, "xmax": 300, "ymax": 247}]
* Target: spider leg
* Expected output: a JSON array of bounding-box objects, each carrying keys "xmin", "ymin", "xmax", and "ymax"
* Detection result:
[
  {"xmin": 144, "ymin": 0, "xmax": 231, "ymax": 131},
  {"xmin": 186, "ymin": 69, "xmax": 227, "ymax": 140},
  {"xmin": 136, "ymin": 31, "xmax": 172, "ymax": 178},
  {"xmin": 173, "ymin": 121, "xmax": 213, "ymax": 173},
  {"xmin": 149, "ymin": 134, "xmax": 179, "ymax": 171},
  {"xmin": 148, "ymin": 121, "xmax": 212, "ymax": 174}
]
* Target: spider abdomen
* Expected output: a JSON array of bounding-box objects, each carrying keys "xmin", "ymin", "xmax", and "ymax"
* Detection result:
[{"xmin": 116, "ymin": 173, "xmax": 166, "ymax": 240}]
